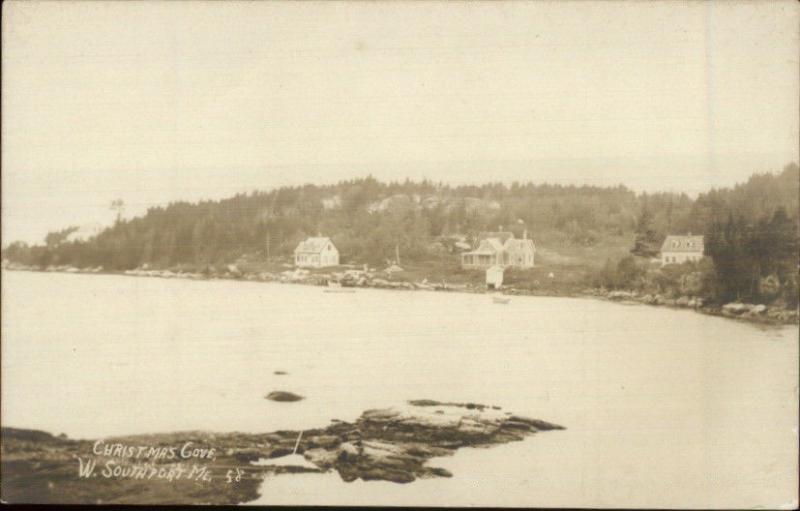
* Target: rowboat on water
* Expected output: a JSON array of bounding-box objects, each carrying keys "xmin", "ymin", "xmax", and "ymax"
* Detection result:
[
  {"xmin": 492, "ymin": 294, "xmax": 511, "ymax": 304},
  {"xmin": 323, "ymin": 281, "xmax": 356, "ymax": 293}
]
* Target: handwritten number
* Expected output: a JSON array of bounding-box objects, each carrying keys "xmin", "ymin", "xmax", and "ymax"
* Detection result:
[{"xmin": 225, "ymin": 468, "xmax": 242, "ymax": 484}]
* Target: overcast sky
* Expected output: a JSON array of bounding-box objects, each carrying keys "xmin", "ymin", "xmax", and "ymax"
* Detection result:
[{"xmin": 2, "ymin": 0, "xmax": 798, "ymax": 244}]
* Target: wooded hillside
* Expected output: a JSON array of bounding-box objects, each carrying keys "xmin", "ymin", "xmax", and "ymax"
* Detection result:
[{"xmin": 4, "ymin": 163, "xmax": 798, "ymax": 305}]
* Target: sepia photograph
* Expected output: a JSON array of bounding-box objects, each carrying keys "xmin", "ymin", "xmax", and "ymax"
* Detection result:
[{"xmin": 1, "ymin": 0, "xmax": 798, "ymax": 507}]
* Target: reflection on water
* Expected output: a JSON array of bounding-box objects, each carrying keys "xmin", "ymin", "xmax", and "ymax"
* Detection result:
[{"xmin": 2, "ymin": 271, "xmax": 797, "ymax": 508}]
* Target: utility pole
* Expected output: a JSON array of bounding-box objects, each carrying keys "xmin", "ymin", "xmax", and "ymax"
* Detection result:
[
  {"xmin": 395, "ymin": 243, "xmax": 401, "ymax": 265},
  {"xmin": 440, "ymin": 242, "xmax": 445, "ymax": 275},
  {"xmin": 110, "ymin": 199, "xmax": 125, "ymax": 224},
  {"xmin": 266, "ymin": 231, "xmax": 270, "ymax": 259}
]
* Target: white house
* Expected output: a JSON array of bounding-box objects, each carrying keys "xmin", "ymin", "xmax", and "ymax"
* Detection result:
[
  {"xmin": 660, "ymin": 235, "xmax": 704, "ymax": 266},
  {"xmin": 461, "ymin": 230, "xmax": 535, "ymax": 270},
  {"xmin": 461, "ymin": 237, "xmax": 507, "ymax": 268},
  {"xmin": 294, "ymin": 237, "xmax": 339, "ymax": 268},
  {"xmin": 505, "ymin": 237, "xmax": 535, "ymax": 268}
]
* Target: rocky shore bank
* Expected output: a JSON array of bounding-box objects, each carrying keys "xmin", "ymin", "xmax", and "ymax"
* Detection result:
[
  {"xmin": 581, "ymin": 288, "xmax": 799, "ymax": 325},
  {"xmin": 4, "ymin": 264, "xmax": 797, "ymax": 325},
  {"xmin": 0, "ymin": 401, "xmax": 564, "ymax": 505}
]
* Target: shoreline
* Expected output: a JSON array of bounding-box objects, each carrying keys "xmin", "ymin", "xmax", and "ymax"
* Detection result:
[
  {"xmin": 0, "ymin": 401, "xmax": 564, "ymax": 505},
  {"xmin": 3, "ymin": 265, "xmax": 797, "ymax": 326}
]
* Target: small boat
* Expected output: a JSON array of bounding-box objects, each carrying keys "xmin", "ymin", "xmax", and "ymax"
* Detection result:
[
  {"xmin": 323, "ymin": 281, "xmax": 356, "ymax": 293},
  {"xmin": 492, "ymin": 294, "xmax": 511, "ymax": 304}
]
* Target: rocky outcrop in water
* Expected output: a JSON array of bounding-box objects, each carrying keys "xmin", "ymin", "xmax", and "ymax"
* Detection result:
[
  {"xmin": 265, "ymin": 391, "xmax": 304, "ymax": 402},
  {"xmin": 303, "ymin": 403, "xmax": 563, "ymax": 484},
  {"xmin": 0, "ymin": 401, "xmax": 564, "ymax": 505}
]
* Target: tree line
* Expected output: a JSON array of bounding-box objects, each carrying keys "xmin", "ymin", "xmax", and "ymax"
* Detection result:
[
  {"xmin": 4, "ymin": 164, "xmax": 798, "ymax": 305},
  {"xmin": 612, "ymin": 163, "xmax": 798, "ymax": 306}
]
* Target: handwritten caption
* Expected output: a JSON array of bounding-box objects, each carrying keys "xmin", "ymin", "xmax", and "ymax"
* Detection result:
[{"xmin": 76, "ymin": 440, "xmax": 244, "ymax": 484}]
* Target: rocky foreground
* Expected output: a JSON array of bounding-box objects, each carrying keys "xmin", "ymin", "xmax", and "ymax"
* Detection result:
[{"xmin": 0, "ymin": 401, "xmax": 564, "ymax": 505}]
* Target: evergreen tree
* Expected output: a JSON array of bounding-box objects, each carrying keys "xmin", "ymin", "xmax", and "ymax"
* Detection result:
[{"xmin": 630, "ymin": 197, "xmax": 660, "ymax": 257}]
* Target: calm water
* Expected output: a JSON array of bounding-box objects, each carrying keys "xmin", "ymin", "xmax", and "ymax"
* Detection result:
[{"xmin": 2, "ymin": 271, "xmax": 797, "ymax": 508}]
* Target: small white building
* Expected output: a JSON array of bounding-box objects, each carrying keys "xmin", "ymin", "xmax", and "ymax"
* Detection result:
[
  {"xmin": 660, "ymin": 235, "xmax": 704, "ymax": 266},
  {"xmin": 294, "ymin": 237, "xmax": 339, "ymax": 268},
  {"xmin": 486, "ymin": 265, "xmax": 504, "ymax": 289}
]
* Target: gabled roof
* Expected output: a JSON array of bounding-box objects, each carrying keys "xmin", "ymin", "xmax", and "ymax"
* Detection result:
[
  {"xmin": 463, "ymin": 238, "xmax": 504, "ymax": 256},
  {"xmin": 484, "ymin": 238, "xmax": 505, "ymax": 252},
  {"xmin": 504, "ymin": 238, "xmax": 535, "ymax": 252},
  {"xmin": 295, "ymin": 237, "xmax": 335, "ymax": 254},
  {"xmin": 661, "ymin": 235, "xmax": 704, "ymax": 253},
  {"xmin": 478, "ymin": 231, "xmax": 514, "ymax": 244}
]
